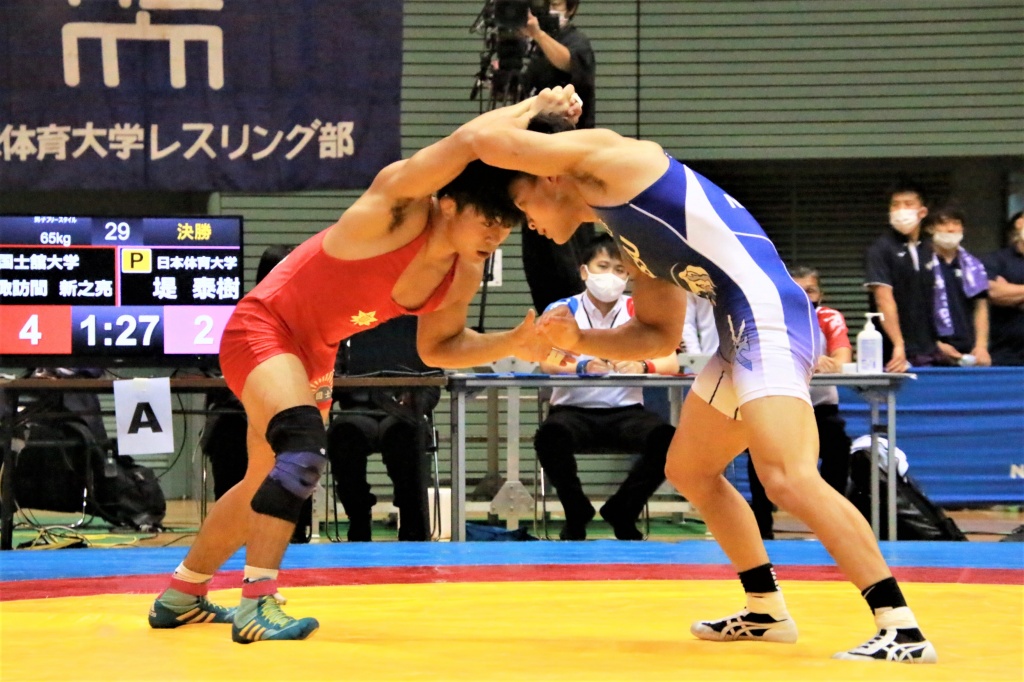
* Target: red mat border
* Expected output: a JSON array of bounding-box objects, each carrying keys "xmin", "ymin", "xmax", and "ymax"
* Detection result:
[{"xmin": 1, "ymin": 564, "xmax": 1020, "ymax": 602}]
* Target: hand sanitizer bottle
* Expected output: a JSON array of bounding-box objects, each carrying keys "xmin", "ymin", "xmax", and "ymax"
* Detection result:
[{"xmin": 856, "ymin": 313, "xmax": 885, "ymax": 373}]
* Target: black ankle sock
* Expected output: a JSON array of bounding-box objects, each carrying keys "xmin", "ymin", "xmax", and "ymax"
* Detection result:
[
  {"xmin": 738, "ymin": 563, "xmax": 779, "ymax": 594},
  {"xmin": 861, "ymin": 577, "xmax": 908, "ymax": 612},
  {"xmin": 894, "ymin": 628, "xmax": 925, "ymax": 642}
]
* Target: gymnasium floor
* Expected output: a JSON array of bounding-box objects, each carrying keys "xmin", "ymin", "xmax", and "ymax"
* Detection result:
[{"xmin": 1, "ymin": 539, "xmax": 1021, "ymax": 682}]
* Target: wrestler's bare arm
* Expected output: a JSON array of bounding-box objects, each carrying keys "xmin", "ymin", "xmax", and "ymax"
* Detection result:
[
  {"xmin": 471, "ymin": 126, "xmax": 668, "ymax": 206},
  {"xmin": 416, "ymin": 262, "xmax": 549, "ymax": 367},
  {"xmin": 539, "ymin": 267, "xmax": 686, "ymax": 361},
  {"xmin": 328, "ymin": 89, "xmax": 582, "ymax": 252}
]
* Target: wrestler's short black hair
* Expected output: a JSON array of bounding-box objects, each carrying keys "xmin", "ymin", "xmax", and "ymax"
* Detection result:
[
  {"xmin": 437, "ymin": 159, "xmax": 524, "ymax": 228},
  {"xmin": 527, "ymin": 113, "xmax": 577, "ymax": 136}
]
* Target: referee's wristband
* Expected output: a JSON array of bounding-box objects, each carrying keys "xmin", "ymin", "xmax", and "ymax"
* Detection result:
[
  {"xmin": 576, "ymin": 359, "xmax": 589, "ymax": 375},
  {"xmin": 642, "ymin": 360, "xmax": 656, "ymax": 374}
]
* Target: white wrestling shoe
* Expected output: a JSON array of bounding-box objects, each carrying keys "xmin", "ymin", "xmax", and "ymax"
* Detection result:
[
  {"xmin": 833, "ymin": 628, "xmax": 937, "ymax": 664},
  {"xmin": 690, "ymin": 608, "xmax": 798, "ymax": 643}
]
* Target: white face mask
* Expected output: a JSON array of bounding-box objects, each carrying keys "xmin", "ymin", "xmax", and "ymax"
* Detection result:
[
  {"xmin": 932, "ymin": 232, "xmax": 963, "ymax": 250},
  {"xmin": 584, "ymin": 266, "xmax": 627, "ymax": 303},
  {"xmin": 889, "ymin": 208, "xmax": 921, "ymax": 234},
  {"xmin": 550, "ymin": 10, "xmax": 569, "ymax": 29}
]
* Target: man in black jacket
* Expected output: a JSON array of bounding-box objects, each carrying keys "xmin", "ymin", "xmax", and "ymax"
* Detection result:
[{"xmin": 517, "ymin": 0, "xmax": 597, "ymax": 312}]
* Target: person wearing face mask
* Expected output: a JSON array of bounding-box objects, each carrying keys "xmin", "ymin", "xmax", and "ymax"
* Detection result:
[
  {"xmin": 517, "ymin": 0, "xmax": 598, "ymax": 315},
  {"xmin": 534, "ymin": 233, "xmax": 678, "ymax": 540},
  {"xmin": 864, "ymin": 181, "xmax": 943, "ymax": 371},
  {"xmin": 980, "ymin": 210, "xmax": 1024, "ymax": 365},
  {"xmin": 923, "ymin": 207, "xmax": 991, "ymax": 367},
  {"xmin": 746, "ymin": 266, "xmax": 853, "ymax": 539}
]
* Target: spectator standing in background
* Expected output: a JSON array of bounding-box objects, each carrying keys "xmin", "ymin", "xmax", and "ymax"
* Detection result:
[
  {"xmin": 864, "ymin": 181, "xmax": 942, "ymax": 371},
  {"xmin": 518, "ymin": 0, "xmax": 597, "ymax": 312},
  {"xmin": 981, "ymin": 211, "xmax": 1024, "ymax": 365},
  {"xmin": 924, "ymin": 207, "xmax": 991, "ymax": 366}
]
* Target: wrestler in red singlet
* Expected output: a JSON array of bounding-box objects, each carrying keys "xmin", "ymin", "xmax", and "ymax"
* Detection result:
[{"xmin": 219, "ymin": 229, "xmax": 455, "ymax": 408}]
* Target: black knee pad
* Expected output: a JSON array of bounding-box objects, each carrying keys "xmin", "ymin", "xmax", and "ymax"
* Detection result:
[
  {"xmin": 265, "ymin": 405, "xmax": 326, "ymax": 454},
  {"xmin": 251, "ymin": 406, "xmax": 327, "ymax": 523}
]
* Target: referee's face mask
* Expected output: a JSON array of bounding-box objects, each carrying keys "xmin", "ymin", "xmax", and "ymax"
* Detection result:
[{"xmin": 582, "ymin": 254, "xmax": 628, "ymax": 303}]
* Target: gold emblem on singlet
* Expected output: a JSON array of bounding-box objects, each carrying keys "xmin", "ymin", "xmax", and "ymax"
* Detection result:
[
  {"xmin": 617, "ymin": 235, "xmax": 656, "ymax": 279},
  {"xmin": 671, "ymin": 264, "xmax": 717, "ymax": 306},
  {"xmin": 351, "ymin": 310, "xmax": 378, "ymax": 326}
]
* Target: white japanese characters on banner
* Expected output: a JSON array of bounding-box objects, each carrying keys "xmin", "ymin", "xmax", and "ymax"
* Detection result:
[
  {"xmin": 113, "ymin": 377, "xmax": 175, "ymax": 455},
  {"xmin": 0, "ymin": 1, "xmax": 401, "ymax": 191}
]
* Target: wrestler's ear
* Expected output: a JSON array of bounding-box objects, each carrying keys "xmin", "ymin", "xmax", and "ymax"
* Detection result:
[{"xmin": 438, "ymin": 195, "xmax": 458, "ymax": 218}]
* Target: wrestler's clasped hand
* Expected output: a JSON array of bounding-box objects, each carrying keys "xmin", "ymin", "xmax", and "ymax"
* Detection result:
[
  {"xmin": 510, "ymin": 309, "xmax": 555, "ymax": 363},
  {"xmin": 530, "ymin": 85, "xmax": 582, "ymax": 127},
  {"xmin": 536, "ymin": 305, "xmax": 582, "ymax": 351}
]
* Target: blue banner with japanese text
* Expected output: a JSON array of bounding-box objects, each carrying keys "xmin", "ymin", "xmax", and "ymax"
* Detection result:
[{"xmin": 0, "ymin": 0, "xmax": 402, "ymax": 192}]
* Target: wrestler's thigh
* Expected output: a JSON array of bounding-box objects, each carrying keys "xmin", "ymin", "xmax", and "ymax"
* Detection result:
[
  {"xmin": 667, "ymin": 390, "xmax": 748, "ymax": 477},
  {"xmin": 240, "ymin": 353, "xmax": 318, "ymax": 433},
  {"xmin": 739, "ymin": 395, "xmax": 819, "ymax": 473}
]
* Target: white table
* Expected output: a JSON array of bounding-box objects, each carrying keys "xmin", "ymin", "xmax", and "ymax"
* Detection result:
[{"xmin": 446, "ymin": 372, "xmax": 914, "ymax": 542}]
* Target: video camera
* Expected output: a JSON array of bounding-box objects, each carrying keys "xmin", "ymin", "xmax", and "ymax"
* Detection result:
[{"xmin": 470, "ymin": 0, "xmax": 561, "ymax": 107}]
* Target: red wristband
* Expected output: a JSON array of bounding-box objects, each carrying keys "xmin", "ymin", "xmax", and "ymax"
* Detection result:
[{"xmin": 643, "ymin": 360, "xmax": 656, "ymax": 374}]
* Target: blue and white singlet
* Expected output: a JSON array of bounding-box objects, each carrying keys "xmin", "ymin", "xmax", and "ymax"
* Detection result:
[{"xmin": 590, "ymin": 157, "xmax": 821, "ymax": 416}]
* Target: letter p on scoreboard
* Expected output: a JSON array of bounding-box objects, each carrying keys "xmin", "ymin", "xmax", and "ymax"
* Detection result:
[{"xmin": 121, "ymin": 249, "xmax": 152, "ymax": 273}]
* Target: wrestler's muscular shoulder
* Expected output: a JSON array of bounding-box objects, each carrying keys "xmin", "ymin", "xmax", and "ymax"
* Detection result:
[
  {"xmin": 574, "ymin": 137, "xmax": 668, "ymax": 207},
  {"xmin": 322, "ymin": 160, "xmax": 433, "ymax": 260}
]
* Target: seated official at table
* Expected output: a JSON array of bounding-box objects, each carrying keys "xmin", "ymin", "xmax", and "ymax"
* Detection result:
[
  {"xmin": 328, "ymin": 315, "xmax": 441, "ymax": 542},
  {"xmin": 535, "ymin": 233, "xmax": 678, "ymax": 540}
]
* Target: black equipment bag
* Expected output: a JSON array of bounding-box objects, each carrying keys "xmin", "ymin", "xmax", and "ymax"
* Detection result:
[
  {"xmin": 846, "ymin": 446, "xmax": 966, "ymax": 541},
  {"xmin": 13, "ymin": 418, "xmax": 92, "ymax": 515},
  {"xmin": 13, "ymin": 404, "xmax": 166, "ymax": 530},
  {"xmin": 90, "ymin": 451, "xmax": 167, "ymax": 531}
]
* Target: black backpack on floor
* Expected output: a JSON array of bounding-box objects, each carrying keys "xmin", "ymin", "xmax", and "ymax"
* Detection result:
[
  {"xmin": 13, "ymin": 401, "xmax": 166, "ymax": 530},
  {"xmin": 846, "ymin": 446, "xmax": 966, "ymax": 541}
]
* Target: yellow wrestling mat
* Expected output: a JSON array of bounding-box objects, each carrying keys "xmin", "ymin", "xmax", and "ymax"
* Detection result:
[{"xmin": 2, "ymin": 579, "xmax": 1020, "ymax": 681}]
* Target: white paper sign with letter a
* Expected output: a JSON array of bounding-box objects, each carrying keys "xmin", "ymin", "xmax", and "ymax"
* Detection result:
[{"xmin": 113, "ymin": 377, "xmax": 174, "ymax": 455}]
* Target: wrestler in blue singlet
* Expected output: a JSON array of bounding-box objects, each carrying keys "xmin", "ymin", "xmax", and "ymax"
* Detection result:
[{"xmin": 591, "ymin": 157, "xmax": 821, "ymax": 417}]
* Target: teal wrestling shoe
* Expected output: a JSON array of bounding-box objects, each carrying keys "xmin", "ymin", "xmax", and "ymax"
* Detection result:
[
  {"xmin": 148, "ymin": 588, "xmax": 236, "ymax": 628},
  {"xmin": 231, "ymin": 595, "xmax": 319, "ymax": 644}
]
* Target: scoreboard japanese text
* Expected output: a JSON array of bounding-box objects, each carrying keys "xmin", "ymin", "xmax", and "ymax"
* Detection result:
[{"xmin": 0, "ymin": 215, "xmax": 243, "ymax": 364}]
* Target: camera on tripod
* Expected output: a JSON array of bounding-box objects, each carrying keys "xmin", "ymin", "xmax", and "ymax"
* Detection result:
[
  {"xmin": 470, "ymin": 0, "xmax": 561, "ymax": 106},
  {"xmin": 494, "ymin": 0, "xmax": 559, "ymax": 35}
]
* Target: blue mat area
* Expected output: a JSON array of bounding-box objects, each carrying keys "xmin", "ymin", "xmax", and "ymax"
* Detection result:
[{"xmin": 1, "ymin": 540, "xmax": 1021, "ymax": 582}]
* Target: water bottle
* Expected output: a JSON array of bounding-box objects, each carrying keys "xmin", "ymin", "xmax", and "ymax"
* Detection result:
[{"xmin": 856, "ymin": 313, "xmax": 885, "ymax": 373}]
